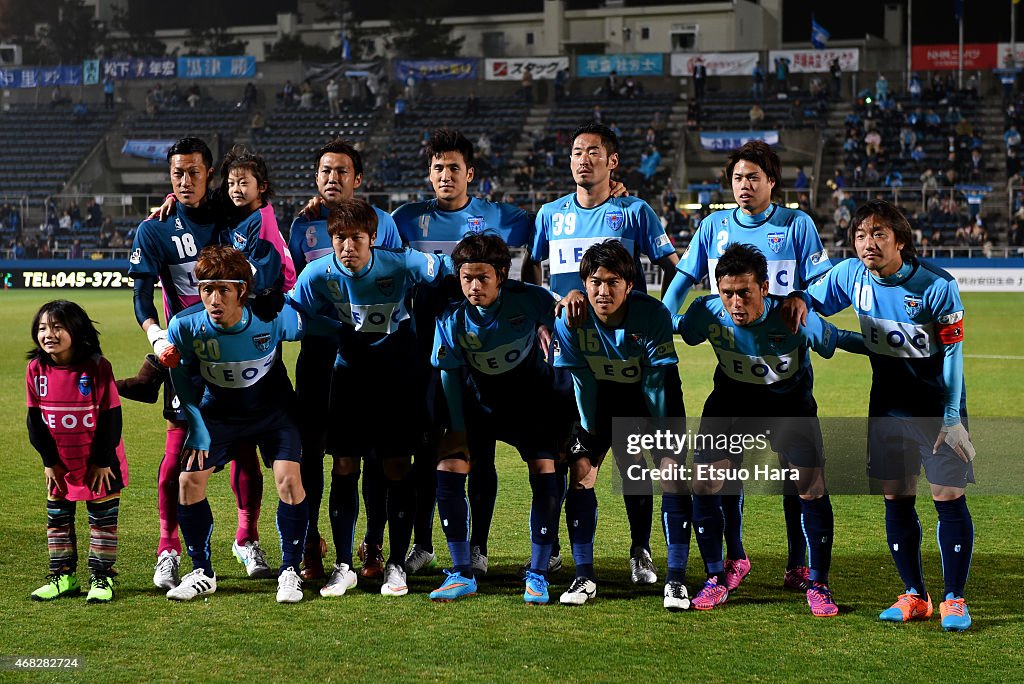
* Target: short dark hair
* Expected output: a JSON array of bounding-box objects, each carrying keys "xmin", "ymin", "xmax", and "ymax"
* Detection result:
[
  {"xmin": 725, "ymin": 140, "xmax": 781, "ymax": 198},
  {"xmin": 452, "ymin": 233, "xmax": 511, "ymax": 283},
  {"xmin": 219, "ymin": 144, "xmax": 273, "ymax": 202},
  {"xmin": 327, "ymin": 197, "xmax": 379, "ymax": 238},
  {"xmin": 427, "ymin": 128, "xmax": 474, "ymax": 168},
  {"xmin": 579, "ymin": 239, "xmax": 635, "ymax": 284},
  {"xmin": 167, "ymin": 136, "xmax": 213, "ymax": 169},
  {"xmin": 570, "ymin": 123, "xmax": 619, "ymax": 156},
  {"xmin": 28, "ymin": 300, "xmax": 102, "ymax": 366},
  {"xmin": 849, "ymin": 199, "xmax": 918, "ymax": 261},
  {"xmin": 194, "ymin": 245, "xmax": 254, "ymax": 301},
  {"xmin": 316, "ymin": 138, "xmax": 364, "ymax": 177},
  {"xmin": 715, "ymin": 243, "xmax": 768, "ymax": 283}
]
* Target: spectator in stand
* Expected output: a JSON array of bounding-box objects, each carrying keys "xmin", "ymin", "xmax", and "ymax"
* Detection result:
[
  {"xmin": 924, "ymin": 109, "xmax": 943, "ymax": 138},
  {"xmin": 693, "ymin": 57, "xmax": 707, "ymax": 100},
  {"xmin": 103, "ymin": 75, "xmax": 115, "ymax": 109},
  {"xmin": 644, "ymin": 126, "xmax": 657, "ymax": 146},
  {"xmin": 829, "ymin": 57, "xmax": 842, "ymax": 100},
  {"xmin": 639, "ymin": 146, "xmax": 661, "ymax": 185},
  {"xmin": 326, "ymin": 78, "xmax": 341, "ymax": 116},
  {"xmin": 555, "ymin": 68, "xmax": 569, "ymax": 101},
  {"xmin": 1008, "ymin": 148, "xmax": 1022, "ymax": 178},
  {"xmin": 605, "ymin": 70, "xmax": 619, "ymax": 98},
  {"xmin": 911, "ymin": 144, "xmax": 927, "ymax": 168},
  {"xmin": 249, "ymin": 111, "xmax": 265, "ymax": 137},
  {"xmin": 964, "ymin": 149, "xmax": 985, "ymax": 183},
  {"xmin": 774, "ymin": 56, "xmax": 790, "ymax": 94},
  {"xmin": 465, "ymin": 90, "xmax": 480, "ymax": 116},
  {"xmin": 109, "ymin": 230, "xmax": 125, "ymax": 250},
  {"xmin": 794, "ymin": 166, "xmax": 809, "ymax": 189},
  {"xmin": 299, "ymin": 81, "xmax": 314, "ymax": 110},
  {"xmin": 242, "ymin": 82, "xmax": 257, "ymax": 110},
  {"xmin": 623, "ymin": 75, "xmax": 638, "ymax": 99},
  {"xmin": 393, "ymin": 95, "xmax": 406, "ymax": 128},
  {"xmin": 749, "ymin": 103, "xmax": 765, "ymax": 129},
  {"xmin": 186, "ymin": 85, "xmax": 201, "ymax": 109},
  {"xmin": 281, "ymin": 80, "xmax": 297, "ymax": 106},
  {"xmin": 68, "ymin": 239, "xmax": 83, "ymax": 259},
  {"xmin": 920, "ymin": 168, "xmax": 939, "ymax": 195},
  {"xmin": 874, "ymin": 74, "xmax": 889, "ymax": 102},
  {"xmin": 864, "ymin": 127, "xmax": 882, "ymax": 157},
  {"xmin": 908, "ymin": 73, "xmax": 923, "ymax": 102},
  {"xmin": 592, "ymin": 104, "xmax": 603, "ymax": 123},
  {"xmin": 86, "ymin": 199, "xmax": 102, "ymax": 229},
  {"xmin": 899, "ymin": 125, "xmax": 917, "ymax": 158},
  {"xmin": 1005, "ymin": 124, "xmax": 1021, "ymax": 153},
  {"xmin": 752, "ymin": 60, "xmax": 765, "ymax": 100},
  {"xmin": 521, "ymin": 66, "xmax": 534, "ymax": 103}
]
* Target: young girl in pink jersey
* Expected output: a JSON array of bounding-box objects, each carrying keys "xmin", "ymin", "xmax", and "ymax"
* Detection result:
[{"xmin": 26, "ymin": 300, "xmax": 129, "ymax": 603}]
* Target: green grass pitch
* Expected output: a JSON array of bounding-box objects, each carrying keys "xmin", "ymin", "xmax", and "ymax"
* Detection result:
[{"xmin": 0, "ymin": 289, "xmax": 1021, "ymax": 682}]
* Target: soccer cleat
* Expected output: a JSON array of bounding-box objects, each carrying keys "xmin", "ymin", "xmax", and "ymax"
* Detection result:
[
  {"xmin": 523, "ymin": 571, "xmax": 550, "ymax": 605},
  {"xmin": 783, "ymin": 566, "xmax": 811, "ymax": 592},
  {"xmin": 429, "ymin": 570, "xmax": 478, "ymax": 602},
  {"xmin": 470, "ymin": 546, "xmax": 489, "ymax": 576},
  {"xmin": 166, "ymin": 569, "xmax": 217, "ymax": 601},
  {"xmin": 806, "ymin": 582, "xmax": 839, "ymax": 617},
  {"xmin": 692, "ymin": 576, "xmax": 729, "ymax": 610},
  {"xmin": 559, "ymin": 577, "xmax": 598, "ymax": 606},
  {"xmin": 31, "ymin": 573, "xmax": 80, "ymax": 601},
  {"xmin": 86, "ymin": 574, "xmax": 114, "ymax": 603},
  {"xmin": 232, "ymin": 540, "xmax": 275, "ymax": 579},
  {"xmin": 940, "ymin": 594, "xmax": 972, "ymax": 632},
  {"xmin": 319, "ymin": 563, "xmax": 358, "ymax": 597},
  {"xmin": 879, "ymin": 590, "xmax": 933, "ymax": 622},
  {"xmin": 153, "ymin": 549, "xmax": 181, "ymax": 590},
  {"xmin": 663, "ymin": 581, "xmax": 691, "ymax": 611},
  {"xmin": 629, "ymin": 548, "xmax": 658, "ymax": 585},
  {"xmin": 404, "ymin": 544, "xmax": 437, "ymax": 575},
  {"xmin": 300, "ymin": 537, "xmax": 327, "ymax": 581},
  {"xmin": 380, "ymin": 563, "xmax": 409, "ymax": 596},
  {"xmin": 517, "ymin": 552, "xmax": 564, "ymax": 580},
  {"xmin": 358, "ymin": 541, "xmax": 385, "ymax": 579},
  {"xmin": 276, "ymin": 567, "xmax": 304, "ymax": 603},
  {"xmin": 724, "ymin": 556, "xmax": 751, "ymax": 591}
]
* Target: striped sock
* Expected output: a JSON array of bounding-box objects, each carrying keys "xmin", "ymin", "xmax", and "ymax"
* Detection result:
[
  {"xmin": 46, "ymin": 498, "xmax": 77, "ymax": 574},
  {"xmin": 86, "ymin": 496, "xmax": 120, "ymax": 576}
]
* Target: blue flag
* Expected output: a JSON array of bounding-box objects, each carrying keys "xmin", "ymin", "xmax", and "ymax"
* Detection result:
[
  {"xmin": 811, "ymin": 17, "xmax": 830, "ymax": 50},
  {"xmin": 341, "ymin": 34, "xmax": 351, "ymax": 61},
  {"xmin": 953, "ymin": 0, "xmax": 964, "ymax": 22}
]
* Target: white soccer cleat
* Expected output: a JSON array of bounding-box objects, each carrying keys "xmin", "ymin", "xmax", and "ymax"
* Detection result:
[
  {"xmin": 380, "ymin": 563, "xmax": 409, "ymax": 596},
  {"xmin": 630, "ymin": 548, "xmax": 658, "ymax": 585},
  {"xmin": 320, "ymin": 563, "xmax": 358, "ymax": 597},
  {"xmin": 232, "ymin": 540, "xmax": 275, "ymax": 579},
  {"xmin": 166, "ymin": 569, "xmax": 216, "ymax": 601},
  {"xmin": 153, "ymin": 549, "xmax": 181, "ymax": 590},
  {"xmin": 559, "ymin": 577, "xmax": 598, "ymax": 606},
  {"xmin": 276, "ymin": 567, "xmax": 304, "ymax": 603},
  {"xmin": 664, "ymin": 581, "xmax": 691, "ymax": 611},
  {"xmin": 470, "ymin": 545, "xmax": 489, "ymax": 576},
  {"xmin": 404, "ymin": 545, "xmax": 437, "ymax": 575}
]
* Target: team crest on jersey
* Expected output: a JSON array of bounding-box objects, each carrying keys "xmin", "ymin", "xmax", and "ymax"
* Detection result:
[
  {"xmin": 766, "ymin": 232, "xmax": 786, "ymax": 253},
  {"xmin": 903, "ymin": 295, "xmax": 923, "ymax": 318},
  {"xmin": 232, "ymin": 232, "xmax": 247, "ymax": 251},
  {"xmin": 77, "ymin": 373, "xmax": 92, "ymax": 397},
  {"xmin": 606, "ymin": 211, "xmax": 624, "ymax": 232},
  {"xmin": 466, "ymin": 216, "xmax": 486, "ymax": 233},
  {"xmin": 130, "ymin": 248, "xmax": 142, "ymax": 265},
  {"xmin": 375, "ymin": 277, "xmax": 395, "ymax": 296},
  {"xmin": 561, "ymin": 200, "xmax": 572, "ymax": 210},
  {"xmin": 252, "ymin": 332, "xmax": 272, "ymax": 353}
]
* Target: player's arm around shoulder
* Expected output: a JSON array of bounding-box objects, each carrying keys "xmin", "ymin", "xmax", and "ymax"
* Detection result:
[
  {"xmin": 402, "ymin": 246, "xmax": 454, "ymax": 284},
  {"xmin": 676, "ymin": 295, "xmax": 714, "ymax": 345}
]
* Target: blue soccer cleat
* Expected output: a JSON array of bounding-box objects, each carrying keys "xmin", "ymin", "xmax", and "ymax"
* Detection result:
[
  {"xmin": 429, "ymin": 570, "xmax": 477, "ymax": 602},
  {"xmin": 940, "ymin": 594, "xmax": 972, "ymax": 632},
  {"xmin": 523, "ymin": 571, "xmax": 550, "ymax": 605}
]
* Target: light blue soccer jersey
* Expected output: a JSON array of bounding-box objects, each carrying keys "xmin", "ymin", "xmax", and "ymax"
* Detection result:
[
  {"xmin": 533, "ymin": 194, "xmax": 675, "ymax": 296},
  {"xmin": 806, "ymin": 257, "xmax": 966, "ymax": 419},
  {"xmin": 168, "ymin": 303, "xmax": 306, "ymax": 420},
  {"xmin": 677, "ymin": 205, "xmax": 830, "ymax": 296},
  {"xmin": 679, "ymin": 294, "xmax": 837, "ymax": 394},
  {"xmin": 552, "ymin": 290, "xmax": 677, "ymax": 384},
  {"xmin": 392, "ymin": 197, "xmax": 532, "ymax": 255},
  {"xmin": 288, "ymin": 247, "xmax": 453, "ymax": 365},
  {"xmin": 128, "ymin": 203, "xmax": 218, "ymax": 321},
  {"xmin": 288, "ymin": 205, "xmax": 401, "ymax": 274}
]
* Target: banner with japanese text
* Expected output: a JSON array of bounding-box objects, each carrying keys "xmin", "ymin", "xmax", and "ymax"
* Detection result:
[
  {"xmin": 395, "ymin": 59, "xmax": 477, "ymax": 81},
  {"xmin": 911, "ymin": 44, "xmax": 996, "ymax": 71},
  {"xmin": 177, "ymin": 56, "xmax": 256, "ymax": 79},
  {"xmin": 577, "ymin": 54, "xmax": 663, "ymax": 77},
  {"xmin": 767, "ymin": 48, "xmax": 859, "ymax": 73},
  {"xmin": 485, "ymin": 57, "xmax": 568, "ymax": 80},
  {"xmin": 699, "ymin": 130, "xmax": 779, "ymax": 151},
  {"xmin": 670, "ymin": 52, "xmax": 759, "ymax": 77},
  {"xmin": 0, "ymin": 65, "xmax": 81, "ymax": 88},
  {"xmin": 102, "ymin": 58, "xmax": 177, "ymax": 80}
]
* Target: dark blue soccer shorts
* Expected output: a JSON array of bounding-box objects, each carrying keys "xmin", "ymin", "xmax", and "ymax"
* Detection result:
[
  {"xmin": 866, "ymin": 416, "xmax": 975, "ymax": 488},
  {"xmin": 185, "ymin": 408, "xmax": 302, "ymax": 472}
]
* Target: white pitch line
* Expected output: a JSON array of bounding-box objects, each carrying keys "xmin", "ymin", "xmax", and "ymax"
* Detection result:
[{"xmin": 965, "ymin": 354, "xmax": 1024, "ymax": 360}]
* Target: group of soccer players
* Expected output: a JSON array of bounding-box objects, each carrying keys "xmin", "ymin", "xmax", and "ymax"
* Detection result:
[{"xmin": 105, "ymin": 122, "xmax": 974, "ymax": 631}]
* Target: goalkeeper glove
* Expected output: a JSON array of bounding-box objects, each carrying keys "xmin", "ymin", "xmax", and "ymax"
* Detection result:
[{"xmin": 146, "ymin": 325, "xmax": 180, "ymax": 368}]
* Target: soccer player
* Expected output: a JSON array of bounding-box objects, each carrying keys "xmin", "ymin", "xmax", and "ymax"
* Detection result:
[
  {"xmin": 429, "ymin": 233, "xmax": 577, "ymax": 603},
  {"xmin": 662, "ymin": 139, "xmax": 831, "ymax": 593},
  {"xmin": 391, "ymin": 128, "xmax": 543, "ymax": 578},
  {"xmin": 127, "ymin": 137, "xmax": 266, "ymax": 590},
  {"xmin": 797, "ymin": 199, "xmax": 976, "ymax": 631},
  {"xmin": 288, "ymin": 198, "xmax": 454, "ymax": 597},
  {"xmin": 678, "ymin": 243, "xmax": 842, "ymax": 616},
  {"xmin": 552, "ymin": 240, "xmax": 692, "ymax": 610},
  {"xmin": 288, "ymin": 139, "xmax": 401, "ymax": 581},
  {"xmin": 164, "ymin": 245, "xmax": 335, "ymax": 603},
  {"xmin": 533, "ymin": 123, "xmax": 680, "ymax": 586}
]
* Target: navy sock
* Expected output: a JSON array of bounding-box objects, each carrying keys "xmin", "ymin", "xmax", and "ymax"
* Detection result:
[
  {"xmin": 722, "ymin": 491, "xmax": 747, "ymax": 561},
  {"xmin": 277, "ymin": 498, "xmax": 308, "ymax": 574},
  {"xmin": 328, "ymin": 473, "xmax": 359, "ymax": 566},
  {"xmin": 934, "ymin": 496, "xmax": 973, "ymax": 598},
  {"xmin": 529, "ymin": 472, "xmax": 560, "ymax": 575},
  {"xmin": 178, "ymin": 499, "xmax": 214, "ymax": 576},
  {"xmin": 468, "ymin": 457, "xmax": 497, "ymax": 556},
  {"xmin": 624, "ymin": 490, "xmax": 653, "ymax": 554},
  {"xmin": 800, "ymin": 494, "xmax": 834, "ymax": 584},
  {"xmin": 437, "ymin": 470, "xmax": 471, "ymax": 575},
  {"xmin": 386, "ymin": 472, "xmax": 415, "ymax": 567},
  {"xmin": 783, "ymin": 492, "xmax": 807, "ymax": 569},
  {"xmin": 552, "ymin": 464, "xmax": 568, "ymax": 555},
  {"xmin": 361, "ymin": 459, "xmax": 386, "ymax": 546},
  {"xmin": 565, "ymin": 487, "xmax": 597, "ymax": 579},
  {"xmin": 299, "ymin": 449, "xmax": 324, "ymax": 549},
  {"xmin": 661, "ymin": 493, "xmax": 692, "ymax": 583},
  {"xmin": 412, "ymin": 450, "xmax": 436, "ymax": 551},
  {"xmin": 692, "ymin": 494, "xmax": 725, "ymax": 576},
  {"xmin": 884, "ymin": 496, "xmax": 925, "ymax": 594}
]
